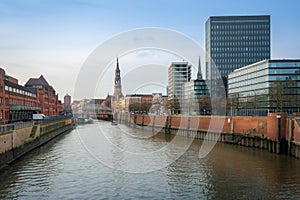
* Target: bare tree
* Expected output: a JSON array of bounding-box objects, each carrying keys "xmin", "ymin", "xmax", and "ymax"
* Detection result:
[
  {"xmin": 269, "ymin": 80, "xmax": 285, "ymax": 113},
  {"xmin": 198, "ymin": 95, "xmax": 211, "ymax": 115},
  {"xmin": 269, "ymin": 79, "xmax": 299, "ymax": 114},
  {"xmin": 227, "ymin": 93, "xmax": 242, "ymax": 116},
  {"xmin": 211, "ymin": 95, "xmax": 226, "ymax": 116},
  {"xmin": 129, "ymin": 102, "xmax": 151, "ymax": 113},
  {"xmin": 141, "ymin": 103, "xmax": 151, "ymax": 113},
  {"xmin": 129, "ymin": 102, "xmax": 141, "ymax": 113},
  {"xmin": 247, "ymin": 92, "xmax": 258, "ymax": 116},
  {"xmin": 167, "ymin": 98, "xmax": 180, "ymax": 115}
]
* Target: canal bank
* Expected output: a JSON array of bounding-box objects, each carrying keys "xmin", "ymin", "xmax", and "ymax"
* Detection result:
[
  {"xmin": 0, "ymin": 116, "xmax": 74, "ymax": 170},
  {"xmin": 1, "ymin": 121, "xmax": 300, "ymax": 199},
  {"xmin": 117, "ymin": 113, "xmax": 300, "ymax": 159}
]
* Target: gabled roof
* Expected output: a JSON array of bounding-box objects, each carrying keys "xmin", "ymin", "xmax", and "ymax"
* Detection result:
[{"xmin": 25, "ymin": 75, "xmax": 50, "ymax": 87}]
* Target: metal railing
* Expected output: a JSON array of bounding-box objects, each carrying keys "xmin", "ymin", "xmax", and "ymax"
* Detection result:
[
  {"xmin": 14, "ymin": 121, "xmax": 34, "ymax": 129},
  {"xmin": 41, "ymin": 115, "xmax": 73, "ymax": 124},
  {"xmin": 0, "ymin": 124, "xmax": 15, "ymax": 133},
  {"xmin": 0, "ymin": 115, "xmax": 73, "ymax": 133},
  {"xmin": 0, "ymin": 121, "xmax": 33, "ymax": 133}
]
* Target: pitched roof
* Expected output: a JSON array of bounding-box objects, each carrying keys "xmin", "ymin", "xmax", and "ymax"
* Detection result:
[{"xmin": 25, "ymin": 75, "xmax": 50, "ymax": 87}]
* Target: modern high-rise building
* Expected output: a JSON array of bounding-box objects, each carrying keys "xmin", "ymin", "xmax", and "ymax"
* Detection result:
[
  {"xmin": 205, "ymin": 15, "xmax": 271, "ymax": 94},
  {"xmin": 168, "ymin": 61, "xmax": 191, "ymax": 113},
  {"xmin": 228, "ymin": 59, "xmax": 300, "ymax": 116}
]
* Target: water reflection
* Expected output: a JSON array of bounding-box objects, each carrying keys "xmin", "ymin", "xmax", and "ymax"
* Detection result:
[{"xmin": 0, "ymin": 121, "xmax": 299, "ymax": 199}]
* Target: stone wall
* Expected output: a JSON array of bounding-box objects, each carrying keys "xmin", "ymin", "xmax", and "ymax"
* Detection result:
[
  {"xmin": 0, "ymin": 118, "xmax": 73, "ymax": 170},
  {"xmin": 0, "ymin": 133, "xmax": 12, "ymax": 153},
  {"xmin": 14, "ymin": 126, "xmax": 33, "ymax": 148}
]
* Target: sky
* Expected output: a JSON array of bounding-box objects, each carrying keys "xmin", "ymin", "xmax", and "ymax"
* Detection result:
[{"xmin": 0, "ymin": 0, "xmax": 300, "ymax": 101}]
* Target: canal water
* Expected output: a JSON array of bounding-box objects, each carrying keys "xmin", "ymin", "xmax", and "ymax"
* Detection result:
[{"xmin": 0, "ymin": 121, "xmax": 300, "ymax": 199}]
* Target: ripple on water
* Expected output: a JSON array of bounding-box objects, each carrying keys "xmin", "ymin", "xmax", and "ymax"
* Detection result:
[{"xmin": 1, "ymin": 122, "xmax": 300, "ymax": 199}]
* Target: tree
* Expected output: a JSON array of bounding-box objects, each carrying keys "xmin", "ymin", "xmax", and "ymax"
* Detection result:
[
  {"xmin": 247, "ymin": 92, "xmax": 258, "ymax": 116},
  {"xmin": 141, "ymin": 103, "xmax": 151, "ymax": 113},
  {"xmin": 167, "ymin": 98, "xmax": 180, "ymax": 115},
  {"xmin": 149, "ymin": 96, "xmax": 166, "ymax": 115},
  {"xmin": 129, "ymin": 102, "xmax": 152, "ymax": 113},
  {"xmin": 268, "ymin": 79, "xmax": 299, "ymax": 114},
  {"xmin": 269, "ymin": 80, "xmax": 285, "ymax": 113},
  {"xmin": 227, "ymin": 93, "xmax": 242, "ymax": 116},
  {"xmin": 129, "ymin": 102, "xmax": 141, "ymax": 112},
  {"xmin": 211, "ymin": 95, "xmax": 226, "ymax": 116},
  {"xmin": 297, "ymin": 93, "xmax": 300, "ymax": 113},
  {"xmin": 198, "ymin": 95, "xmax": 211, "ymax": 115}
]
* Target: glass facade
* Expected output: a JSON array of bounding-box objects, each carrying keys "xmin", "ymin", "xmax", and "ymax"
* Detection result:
[
  {"xmin": 168, "ymin": 62, "xmax": 191, "ymax": 103},
  {"xmin": 205, "ymin": 15, "xmax": 271, "ymax": 94},
  {"xmin": 183, "ymin": 79, "xmax": 209, "ymax": 115},
  {"xmin": 228, "ymin": 60, "xmax": 300, "ymax": 116}
]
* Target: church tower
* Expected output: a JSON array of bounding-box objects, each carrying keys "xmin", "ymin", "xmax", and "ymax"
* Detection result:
[
  {"xmin": 113, "ymin": 57, "xmax": 123, "ymax": 100},
  {"xmin": 197, "ymin": 56, "xmax": 203, "ymax": 80}
]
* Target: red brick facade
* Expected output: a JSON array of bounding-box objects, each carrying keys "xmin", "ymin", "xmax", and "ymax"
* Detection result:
[
  {"xmin": 25, "ymin": 75, "xmax": 61, "ymax": 117},
  {"xmin": 0, "ymin": 68, "xmax": 62, "ymax": 124},
  {"xmin": 122, "ymin": 113, "xmax": 300, "ymax": 144}
]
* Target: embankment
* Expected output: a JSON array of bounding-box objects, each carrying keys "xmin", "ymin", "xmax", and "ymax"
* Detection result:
[
  {"xmin": 0, "ymin": 117, "xmax": 74, "ymax": 169},
  {"xmin": 117, "ymin": 113, "xmax": 300, "ymax": 158}
]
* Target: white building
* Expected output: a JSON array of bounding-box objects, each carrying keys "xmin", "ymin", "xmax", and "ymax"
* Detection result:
[{"xmin": 168, "ymin": 61, "xmax": 191, "ymax": 104}]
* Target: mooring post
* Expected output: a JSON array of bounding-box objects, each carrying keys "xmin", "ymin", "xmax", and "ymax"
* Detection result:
[
  {"xmin": 169, "ymin": 116, "xmax": 172, "ymax": 134},
  {"xmin": 165, "ymin": 116, "xmax": 169, "ymax": 134},
  {"xmin": 288, "ymin": 119, "xmax": 294, "ymax": 155},
  {"xmin": 134, "ymin": 114, "xmax": 137, "ymax": 128},
  {"xmin": 187, "ymin": 117, "xmax": 191, "ymax": 137},
  {"xmin": 276, "ymin": 115, "xmax": 281, "ymax": 154},
  {"xmin": 152, "ymin": 115, "xmax": 156, "ymax": 133}
]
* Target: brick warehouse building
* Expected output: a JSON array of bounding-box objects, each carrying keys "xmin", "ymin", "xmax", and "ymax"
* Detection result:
[
  {"xmin": 25, "ymin": 75, "xmax": 62, "ymax": 117},
  {"xmin": 0, "ymin": 68, "xmax": 62, "ymax": 124}
]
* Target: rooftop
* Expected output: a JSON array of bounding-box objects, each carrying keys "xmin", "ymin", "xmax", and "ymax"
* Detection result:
[
  {"xmin": 5, "ymin": 80, "xmax": 33, "ymax": 94},
  {"xmin": 232, "ymin": 59, "xmax": 300, "ymax": 73},
  {"xmin": 25, "ymin": 75, "xmax": 50, "ymax": 87}
]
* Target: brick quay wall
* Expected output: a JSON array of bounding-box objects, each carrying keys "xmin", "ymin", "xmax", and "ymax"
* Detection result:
[{"xmin": 117, "ymin": 113, "xmax": 300, "ymax": 159}]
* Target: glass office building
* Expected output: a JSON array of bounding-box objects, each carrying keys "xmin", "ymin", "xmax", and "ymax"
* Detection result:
[
  {"xmin": 183, "ymin": 79, "xmax": 209, "ymax": 115},
  {"xmin": 205, "ymin": 15, "xmax": 271, "ymax": 94},
  {"xmin": 228, "ymin": 60, "xmax": 300, "ymax": 116},
  {"xmin": 168, "ymin": 62, "xmax": 191, "ymax": 103}
]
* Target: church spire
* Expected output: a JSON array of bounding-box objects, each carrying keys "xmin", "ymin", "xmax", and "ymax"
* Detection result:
[
  {"xmin": 116, "ymin": 56, "xmax": 120, "ymax": 70},
  {"xmin": 113, "ymin": 57, "xmax": 123, "ymax": 100},
  {"xmin": 197, "ymin": 56, "xmax": 203, "ymax": 80}
]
